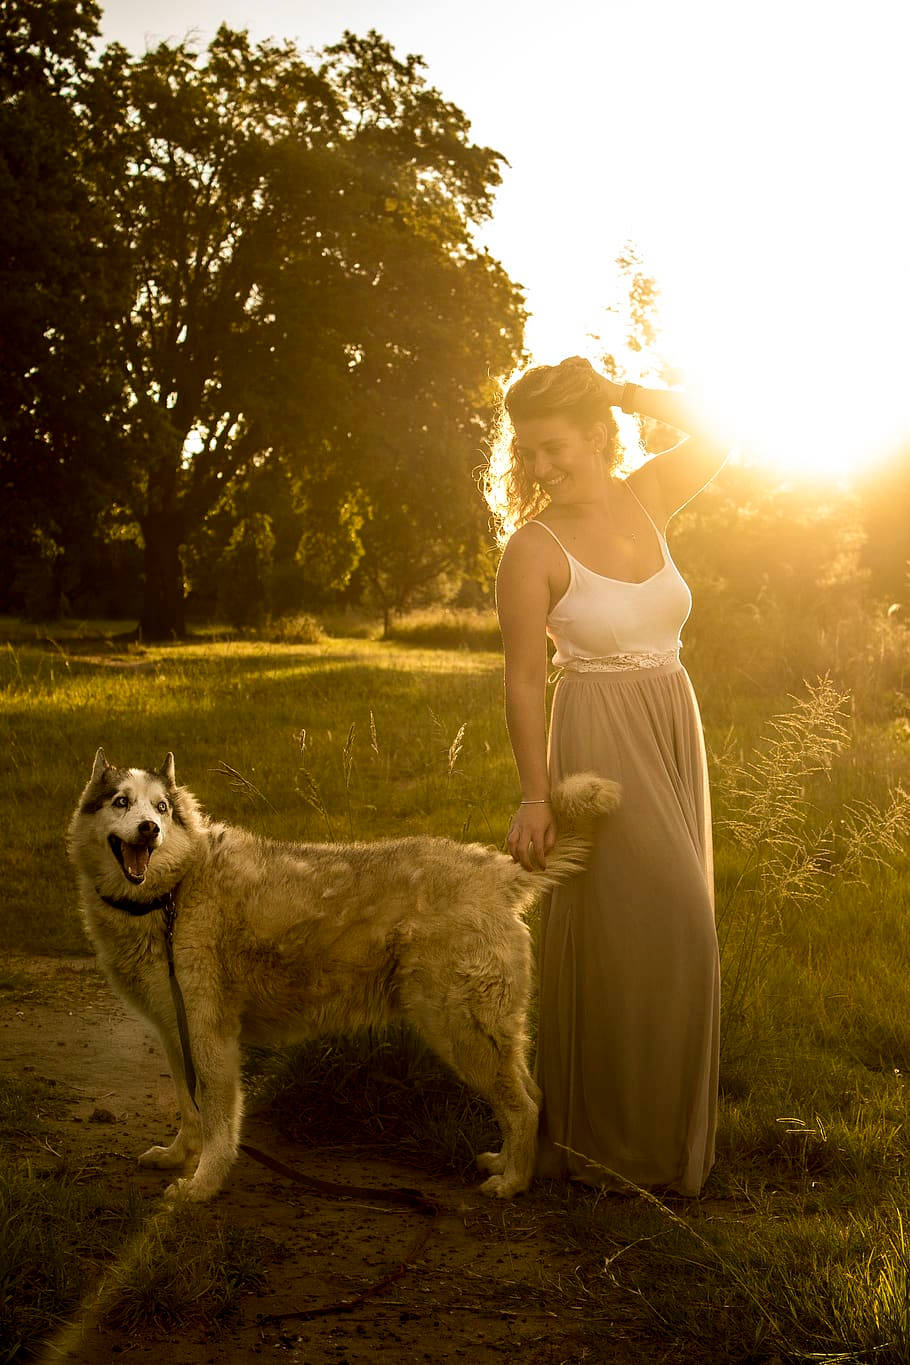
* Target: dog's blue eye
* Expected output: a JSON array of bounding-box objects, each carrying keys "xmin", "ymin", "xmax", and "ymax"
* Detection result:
[
  {"xmin": 113, "ymin": 795, "xmax": 128, "ymax": 808},
  {"xmin": 156, "ymin": 800, "xmax": 168, "ymax": 814}
]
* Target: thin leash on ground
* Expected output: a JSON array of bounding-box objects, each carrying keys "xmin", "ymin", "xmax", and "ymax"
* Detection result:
[
  {"xmin": 239, "ymin": 1140, "xmax": 439, "ymax": 1326},
  {"xmin": 160, "ymin": 894, "xmax": 442, "ymax": 1324}
]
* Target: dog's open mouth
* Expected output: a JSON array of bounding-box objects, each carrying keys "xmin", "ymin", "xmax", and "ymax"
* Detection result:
[{"xmin": 108, "ymin": 834, "xmax": 154, "ymax": 885}]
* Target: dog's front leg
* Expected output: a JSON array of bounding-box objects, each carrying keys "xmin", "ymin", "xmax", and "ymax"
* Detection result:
[
  {"xmin": 164, "ymin": 1028, "xmax": 243, "ymax": 1203},
  {"xmin": 138, "ymin": 1022, "xmax": 203, "ymax": 1173}
]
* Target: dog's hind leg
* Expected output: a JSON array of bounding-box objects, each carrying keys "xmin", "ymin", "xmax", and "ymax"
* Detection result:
[
  {"xmin": 164, "ymin": 1028, "xmax": 244, "ymax": 1203},
  {"xmin": 138, "ymin": 1023, "xmax": 203, "ymax": 1172},
  {"xmin": 408, "ymin": 998, "xmax": 539, "ymax": 1199},
  {"xmin": 476, "ymin": 1058, "xmax": 541, "ymax": 1178},
  {"xmin": 473, "ymin": 1041, "xmax": 539, "ymax": 1198}
]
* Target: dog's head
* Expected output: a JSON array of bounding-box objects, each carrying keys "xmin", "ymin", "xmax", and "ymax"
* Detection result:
[{"xmin": 69, "ymin": 748, "xmax": 193, "ymax": 895}]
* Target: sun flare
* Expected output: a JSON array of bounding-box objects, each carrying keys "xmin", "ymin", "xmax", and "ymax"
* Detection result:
[{"xmin": 523, "ymin": 235, "xmax": 910, "ymax": 488}]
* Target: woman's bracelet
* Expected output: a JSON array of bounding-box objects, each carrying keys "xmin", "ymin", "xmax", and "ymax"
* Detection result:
[{"xmin": 519, "ymin": 798, "xmax": 551, "ymax": 805}]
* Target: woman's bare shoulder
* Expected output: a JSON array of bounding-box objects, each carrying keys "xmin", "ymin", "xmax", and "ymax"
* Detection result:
[
  {"xmin": 502, "ymin": 517, "xmax": 559, "ymax": 555},
  {"xmin": 497, "ymin": 519, "xmax": 564, "ymax": 588}
]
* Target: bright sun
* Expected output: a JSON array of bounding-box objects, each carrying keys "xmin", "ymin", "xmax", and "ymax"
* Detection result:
[
  {"xmin": 511, "ymin": 3, "xmax": 910, "ymax": 490},
  {"xmin": 525, "ymin": 238, "xmax": 910, "ymax": 487},
  {"xmin": 656, "ymin": 247, "xmax": 910, "ymax": 484}
]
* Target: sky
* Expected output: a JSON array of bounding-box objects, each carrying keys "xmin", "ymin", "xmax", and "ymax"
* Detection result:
[{"xmin": 96, "ymin": 0, "xmax": 910, "ymax": 478}]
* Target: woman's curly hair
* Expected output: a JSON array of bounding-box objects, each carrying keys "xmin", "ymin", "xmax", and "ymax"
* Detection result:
[{"xmin": 482, "ymin": 356, "xmax": 622, "ymax": 544}]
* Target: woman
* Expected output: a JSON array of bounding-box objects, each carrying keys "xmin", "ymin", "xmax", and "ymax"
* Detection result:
[{"xmin": 487, "ymin": 356, "xmax": 727, "ymax": 1196}]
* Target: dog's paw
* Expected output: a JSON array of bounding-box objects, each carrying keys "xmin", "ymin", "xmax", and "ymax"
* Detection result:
[
  {"xmin": 478, "ymin": 1172, "xmax": 528, "ymax": 1199},
  {"xmin": 475, "ymin": 1150, "xmax": 506, "ymax": 1176},
  {"xmin": 164, "ymin": 1175, "xmax": 216, "ymax": 1202},
  {"xmin": 139, "ymin": 1143, "xmax": 187, "ymax": 1170}
]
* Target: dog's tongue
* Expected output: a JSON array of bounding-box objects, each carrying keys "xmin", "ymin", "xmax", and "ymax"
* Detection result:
[{"xmin": 123, "ymin": 843, "xmax": 151, "ymax": 880}]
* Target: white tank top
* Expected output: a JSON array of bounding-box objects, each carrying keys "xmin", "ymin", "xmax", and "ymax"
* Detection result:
[{"xmin": 532, "ymin": 486, "xmax": 693, "ymax": 667}]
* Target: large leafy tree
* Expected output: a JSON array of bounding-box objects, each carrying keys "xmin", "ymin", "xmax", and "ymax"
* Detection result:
[
  {"xmin": 84, "ymin": 27, "xmax": 524, "ymax": 637},
  {"xmin": 0, "ymin": 0, "xmax": 127, "ymax": 613}
]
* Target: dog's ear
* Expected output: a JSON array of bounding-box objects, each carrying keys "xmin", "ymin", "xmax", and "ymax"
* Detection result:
[
  {"xmin": 160, "ymin": 752, "xmax": 176, "ymax": 785},
  {"xmin": 91, "ymin": 747, "xmax": 110, "ymax": 782}
]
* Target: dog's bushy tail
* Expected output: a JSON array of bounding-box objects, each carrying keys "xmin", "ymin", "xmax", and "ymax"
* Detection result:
[{"xmin": 508, "ymin": 773, "xmax": 621, "ymax": 900}]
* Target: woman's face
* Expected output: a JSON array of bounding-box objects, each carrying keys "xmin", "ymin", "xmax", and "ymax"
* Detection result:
[{"xmin": 513, "ymin": 414, "xmax": 607, "ymax": 503}]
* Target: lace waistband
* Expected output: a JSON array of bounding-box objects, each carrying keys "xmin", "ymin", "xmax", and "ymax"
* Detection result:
[{"xmin": 558, "ymin": 649, "xmax": 680, "ymax": 673}]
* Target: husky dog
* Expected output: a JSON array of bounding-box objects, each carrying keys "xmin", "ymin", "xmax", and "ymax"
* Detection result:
[{"xmin": 68, "ymin": 749, "xmax": 619, "ymax": 1202}]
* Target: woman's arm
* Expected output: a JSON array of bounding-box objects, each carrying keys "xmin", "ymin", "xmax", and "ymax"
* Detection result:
[
  {"xmin": 495, "ymin": 529, "xmax": 558, "ymax": 871},
  {"xmin": 610, "ymin": 381, "xmax": 731, "ymax": 525}
]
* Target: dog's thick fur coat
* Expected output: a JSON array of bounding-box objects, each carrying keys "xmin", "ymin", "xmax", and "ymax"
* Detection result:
[{"xmin": 68, "ymin": 751, "xmax": 619, "ymax": 1201}]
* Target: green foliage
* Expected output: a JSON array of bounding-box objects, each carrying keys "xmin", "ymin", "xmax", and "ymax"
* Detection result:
[
  {"xmin": 217, "ymin": 514, "xmax": 276, "ymax": 630},
  {"xmin": 260, "ymin": 612, "xmax": 327, "ymax": 644},
  {"xmin": 671, "ymin": 462, "xmax": 910, "ymax": 711},
  {"xmin": 294, "ymin": 487, "xmax": 365, "ymax": 596},
  {"xmin": 834, "ymin": 1208, "xmax": 910, "ymax": 1363},
  {"xmin": 0, "ymin": 634, "xmax": 512, "ymax": 952},
  {"xmin": 0, "ymin": 0, "xmax": 129, "ymax": 618},
  {"xmin": 1, "ymin": 18, "xmax": 525, "ymax": 633},
  {"xmin": 0, "ymin": 1074, "xmax": 69, "ymax": 1143},
  {"xmin": 384, "ymin": 606, "xmax": 502, "ymax": 651},
  {"xmin": 0, "ymin": 1116, "xmax": 268, "ymax": 1359},
  {"xmin": 857, "ymin": 447, "xmax": 910, "ymax": 603},
  {"xmin": 37, "ymin": 25, "xmax": 524, "ymax": 638}
]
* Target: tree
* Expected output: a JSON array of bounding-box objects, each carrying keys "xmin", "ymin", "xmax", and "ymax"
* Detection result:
[
  {"xmin": 0, "ymin": 0, "xmax": 128, "ymax": 615},
  {"xmin": 595, "ymin": 244, "xmax": 686, "ymax": 459},
  {"xmin": 217, "ymin": 513, "xmax": 275, "ymax": 629},
  {"xmin": 855, "ymin": 445, "xmax": 910, "ymax": 604},
  {"xmin": 82, "ymin": 27, "xmax": 524, "ymax": 637}
]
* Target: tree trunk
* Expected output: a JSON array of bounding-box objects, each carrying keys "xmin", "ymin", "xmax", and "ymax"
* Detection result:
[{"xmin": 139, "ymin": 514, "xmax": 186, "ymax": 639}]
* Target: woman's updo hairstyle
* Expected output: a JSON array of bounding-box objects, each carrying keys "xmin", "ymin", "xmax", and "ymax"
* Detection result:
[{"xmin": 482, "ymin": 356, "xmax": 621, "ymax": 543}]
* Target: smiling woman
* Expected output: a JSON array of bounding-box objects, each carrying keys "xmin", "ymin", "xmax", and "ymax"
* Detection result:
[{"xmin": 484, "ymin": 356, "xmax": 729, "ymax": 1196}]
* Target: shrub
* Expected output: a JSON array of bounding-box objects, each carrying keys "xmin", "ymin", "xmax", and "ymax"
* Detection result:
[
  {"xmin": 385, "ymin": 607, "xmax": 502, "ymax": 652},
  {"xmin": 261, "ymin": 612, "xmax": 326, "ymax": 644}
]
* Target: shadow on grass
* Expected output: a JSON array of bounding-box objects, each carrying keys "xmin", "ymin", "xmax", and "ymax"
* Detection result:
[{"xmin": 247, "ymin": 1026, "xmax": 500, "ymax": 1183}]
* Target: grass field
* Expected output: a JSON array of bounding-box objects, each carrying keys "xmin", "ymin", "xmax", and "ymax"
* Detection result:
[{"xmin": 5, "ymin": 617, "xmax": 910, "ymax": 1361}]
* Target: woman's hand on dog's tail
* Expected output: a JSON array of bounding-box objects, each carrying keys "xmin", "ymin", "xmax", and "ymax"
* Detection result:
[{"xmin": 507, "ymin": 801, "xmax": 557, "ymax": 871}]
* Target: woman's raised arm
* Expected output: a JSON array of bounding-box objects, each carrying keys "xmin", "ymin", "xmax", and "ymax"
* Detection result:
[{"xmin": 614, "ymin": 382, "xmax": 731, "ymax": 526}]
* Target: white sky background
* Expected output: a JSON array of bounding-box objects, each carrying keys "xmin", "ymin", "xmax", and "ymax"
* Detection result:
[{"xmin": 98, "ymin": 0, "xmax": 910, "ymax": 476}]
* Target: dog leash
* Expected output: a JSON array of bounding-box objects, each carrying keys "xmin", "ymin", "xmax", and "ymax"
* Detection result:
[
  {"xmin": 98, "ymin": 887, "xmax": 199, "ymax": 1109},
  {"xmin": 99, "ymin": 885, "xmax": 441, "ymax": 1323},
  {"xmin": 239, "ymin": 1141, "xmax": 439, "ymax": 1324},
  {"xmin": 99, "ymin": 886, "xmax": 438, "ymax": 1205},
  {"xmin": 238, "ymin": 1142, "xmax": 438, "ymax": 1325},
  {"xmin": 238, "ymin": 1141, "xmax": 436, "ymax": 1212}
]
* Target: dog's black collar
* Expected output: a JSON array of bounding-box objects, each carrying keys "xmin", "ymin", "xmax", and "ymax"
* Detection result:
[{"xmin": 98, "ymin": 891, "xmax": 175, "ymax": 916}]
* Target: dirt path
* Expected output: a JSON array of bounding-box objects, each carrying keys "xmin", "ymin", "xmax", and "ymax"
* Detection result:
[{"xmin": 1, "ymin": 957, "xmax": 649, "ymax": 1365}]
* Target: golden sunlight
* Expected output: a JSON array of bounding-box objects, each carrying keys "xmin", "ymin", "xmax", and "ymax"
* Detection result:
[
  {"xmin": 640, "ymin": 144, "xmax": 910, "ymax": 482},
  {"xmin": 511, "ymin": 0, "xmax": 910, "ymax": 488},
  {"xmin": 662, "ymin": 279, "xmax": 910, "ymax": 484},
  {"xmin": 522, "ymin": 220, "xmax": 910, "ymax": 486}
]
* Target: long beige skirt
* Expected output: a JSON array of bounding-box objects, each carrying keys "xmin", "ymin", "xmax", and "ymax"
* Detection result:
[{"xmin": 535, "ymin": 659, "xmax": 719, "ymax": 1196}]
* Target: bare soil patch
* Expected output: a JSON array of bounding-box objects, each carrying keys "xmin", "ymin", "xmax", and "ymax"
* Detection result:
[{"xmin": 0, "ymin": 957, "xmax": 652, "ymax": 1365}]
